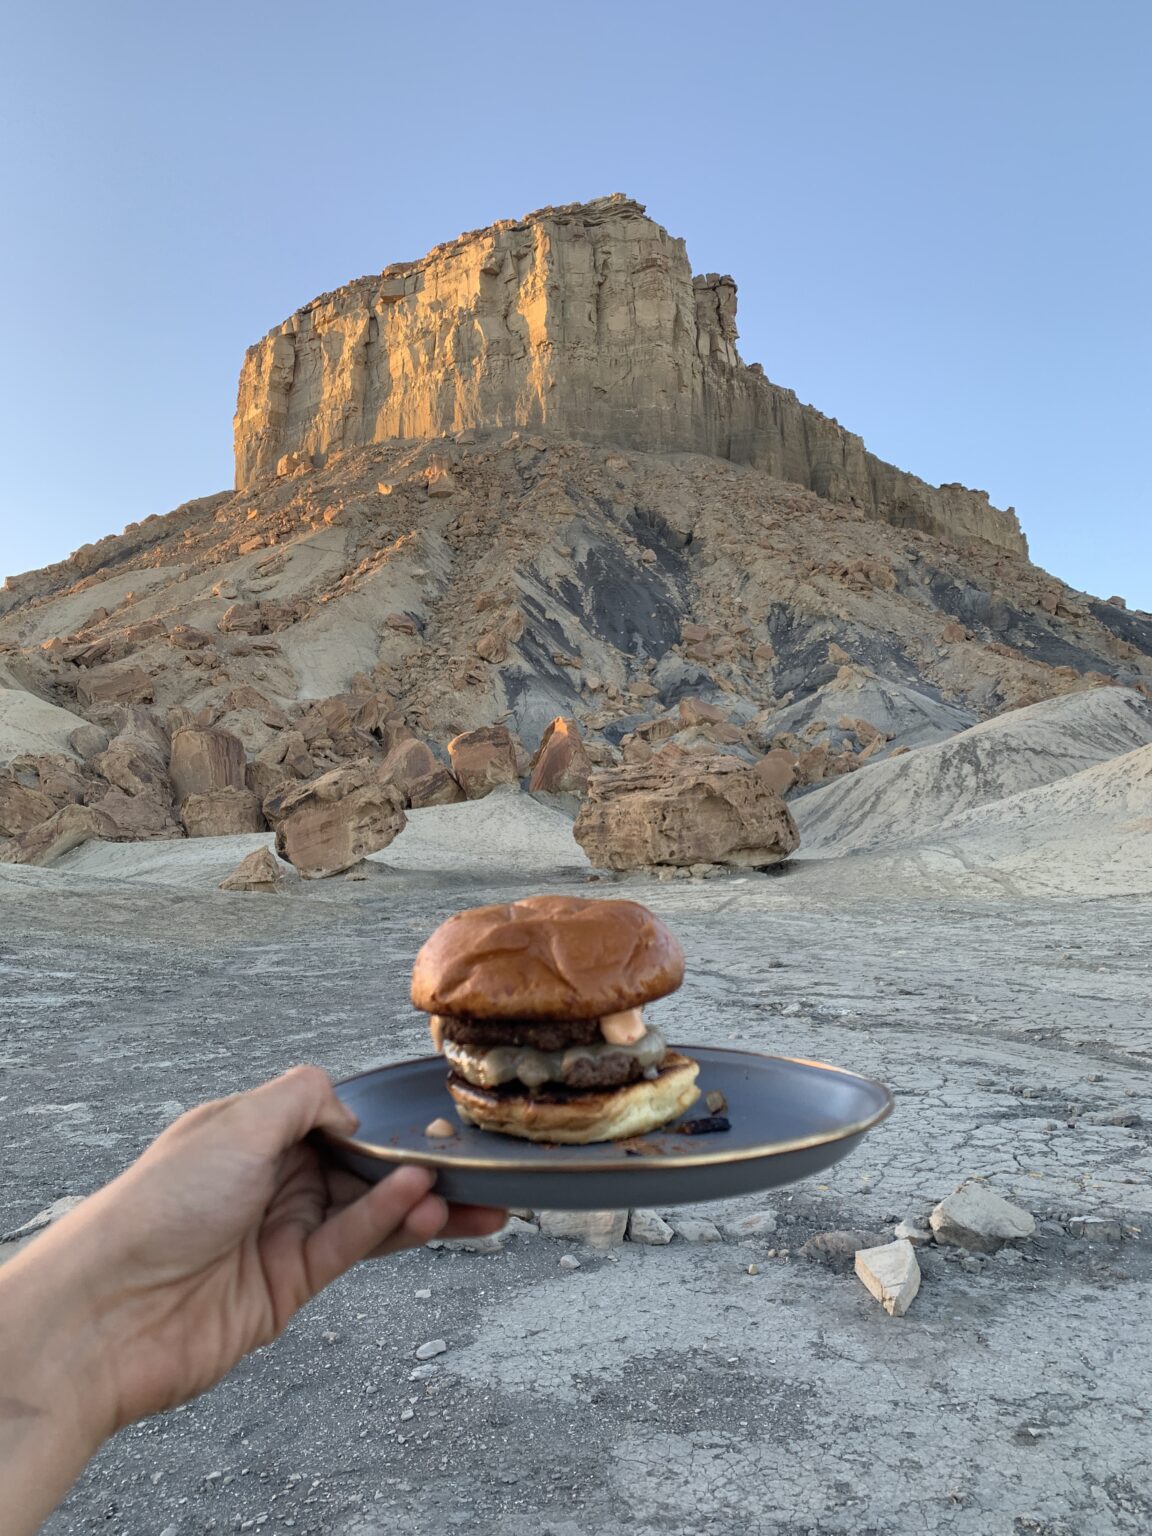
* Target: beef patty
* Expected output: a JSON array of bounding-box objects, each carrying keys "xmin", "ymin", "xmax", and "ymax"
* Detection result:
[{"xmin": 439, "ymin": 1015, "xmax": 605, "ymax": 1052}]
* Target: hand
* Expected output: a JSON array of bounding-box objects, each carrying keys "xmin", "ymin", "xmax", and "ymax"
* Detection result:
[{"xmin": 2, "ymin": 1067, "xmax": 504, "ymax": 1451}]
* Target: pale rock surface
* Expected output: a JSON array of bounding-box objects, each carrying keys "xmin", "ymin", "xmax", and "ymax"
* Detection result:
[
  {"xmin": 574, "ymin": 756, "xmax": 799, "ymax": 869},
  {"xmin": 0, "ymin": 780, "xmax": 56, "ymax": 837},
  {"xmin": 930, "ymin": 1180, "xmax": 1036, "ymax": 1252},
  {"xmin": 233, "ymin": 196, "xmax": 1024, "ymax": 556},
  {"xmin": 536, "ymin": 1210, "xmax": 628, "ymax": 1248},
  {"xmin": 0, "ymin": 685, "xmax": 90, "ymax": 766},
  {"xmin": 448, "ymin": 724, "xmax": 521, "ymax": 799},
  {"xmin": 272, "ymin": 764, "xmax": 406, "ymax": 878},
  {"xmin": 722, "ymin": 1210, "xmax": 779, "ymax": 1239},
  {"xmin": 75, "ymin": 664, "xmax": 154, "ymax": 708},
  {"xmin": 626, "ymin": 1209, "xmax": 675, "ymax": 1245},
  {"xmin": 795, "ymin": 686, "xmax": 1152, "ymax": 856},
  {"xmin": 854, "ymin": 1239, "xmax": 921, "ymax": 1316}
]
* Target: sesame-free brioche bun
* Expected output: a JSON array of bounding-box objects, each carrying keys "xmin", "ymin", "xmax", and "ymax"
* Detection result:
[
  {"xmin": 448, "ymin": 1051, "xmax": 701, "ymax": 1144},
  {"xmin": 410, "ymin": 895, "xmax": 685, "ymax": 1020}
]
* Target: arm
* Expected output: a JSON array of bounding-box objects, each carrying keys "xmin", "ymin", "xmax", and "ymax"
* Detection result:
[{"xmin": 0, "ymin": 1066, "xmax": 504, "ymax": 1536}]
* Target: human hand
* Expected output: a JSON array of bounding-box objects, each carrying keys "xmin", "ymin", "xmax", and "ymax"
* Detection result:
[{"xmin": 5, "ymin": 1066, "xmax": 504, "ymax": 1442}]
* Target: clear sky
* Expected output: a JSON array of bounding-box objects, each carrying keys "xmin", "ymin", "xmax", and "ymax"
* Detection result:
[{"xmin": 1, "ymin": 1, "xmax": 1148, "ymax": 607}]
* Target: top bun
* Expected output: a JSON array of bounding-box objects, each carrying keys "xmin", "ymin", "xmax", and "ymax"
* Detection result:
[{"xmin": 410, "ymin": 895, "xmax": 685, "ymax": 1020}]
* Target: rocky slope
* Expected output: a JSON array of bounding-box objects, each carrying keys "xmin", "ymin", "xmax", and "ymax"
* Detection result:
[
  {"xmin": 234, "ymin": 195, "xmax": 1024, "ymax": 555},
  {"xmin": 2, "ymin": 196, "xmax": 1151, "ymax": 870}
]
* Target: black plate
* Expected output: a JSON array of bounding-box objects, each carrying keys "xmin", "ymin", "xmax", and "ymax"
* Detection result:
[{"xmin": 318, "ymin": 1046, "xmax": 893, "ymax": 1210}]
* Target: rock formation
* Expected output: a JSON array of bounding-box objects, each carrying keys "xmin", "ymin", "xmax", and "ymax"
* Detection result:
[
  {"xmin": 234, "ymin": 196, "xmax": 1025, "ymax": 556},
  {"xmin": 573, "ymin": 756, "xmax": 800, "ymax": 870}
]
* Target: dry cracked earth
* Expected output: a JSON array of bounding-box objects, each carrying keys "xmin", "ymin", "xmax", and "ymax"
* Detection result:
[{"xmin": 2, "ymin": 847, "xmax": 1151, "ymax": 1536}]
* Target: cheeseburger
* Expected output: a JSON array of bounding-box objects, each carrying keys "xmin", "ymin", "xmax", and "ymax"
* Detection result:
[{"xmin": 411, "ymin": 895, "xmax": 700, "ymax": 1143}]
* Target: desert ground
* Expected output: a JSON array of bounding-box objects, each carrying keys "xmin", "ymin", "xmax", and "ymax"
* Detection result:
[{"xmin": 3, "ymin": 790, "xmax": 1150, "ymax": 1536}]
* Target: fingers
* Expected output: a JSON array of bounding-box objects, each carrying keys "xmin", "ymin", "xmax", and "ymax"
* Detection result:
[
  {"xmin": 232, "ymin": 1066, "xmax": 360, "ymax": 1157},
  {"xmin": 302, "ymin": 1165, "xmax": 442, "ymax": 1294},
  {"xmin": 365, "ymin": 1201, "xmax": 508, "ymax": 1258}
]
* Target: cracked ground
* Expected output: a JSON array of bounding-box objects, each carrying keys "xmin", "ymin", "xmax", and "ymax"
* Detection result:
[{"xmin": 2, "ymin": 844, "xmax": 1150, "ymax": 1536}]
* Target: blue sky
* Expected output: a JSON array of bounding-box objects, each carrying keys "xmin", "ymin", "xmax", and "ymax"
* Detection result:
[{"xmin": 1, "ymin": 1, "xmax": 1148, "ymax": 607}]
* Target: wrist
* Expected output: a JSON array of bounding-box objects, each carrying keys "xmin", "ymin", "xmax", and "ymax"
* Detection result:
[{"xmin": 0, "ymin": 1231, "xmax": 120, "ymax": 1452}]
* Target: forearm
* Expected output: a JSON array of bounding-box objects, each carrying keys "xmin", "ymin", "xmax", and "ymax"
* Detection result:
[{"xmin": 0, "ymin": 1243, "xmax": 113, "ymax": 1536}]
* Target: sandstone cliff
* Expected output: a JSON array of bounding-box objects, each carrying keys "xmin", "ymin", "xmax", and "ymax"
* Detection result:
[{"xmin": 233, "ymin": 196, "xmax": 1025, "ymax": 556}]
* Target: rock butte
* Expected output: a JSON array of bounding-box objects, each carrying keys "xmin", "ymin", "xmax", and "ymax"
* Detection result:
[{"xmin": 235, "ymin": 194, "xmax": 1024, "ymax": 556}]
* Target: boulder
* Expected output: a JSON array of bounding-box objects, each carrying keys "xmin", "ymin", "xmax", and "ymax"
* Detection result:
[
  {"xmin": 529, "ymin": 717, "xmax": 592, "ymax": 795},
  {"xmin": 0, "ymin": 803, "xmax": 114, "ymax": 866},
  {"xmin": 0, "ymin": 779, "xmax": 55, "ymax": 837},
  {"xmin": 754, "ymin": 748, "xmax": 800, "ymax": 797},
  {"xmin": 170, "ymin": 727, "xmax": 247, "ymax": 803},
  {"xmin": 573, "ymin": 757, "xmax": 800, "ymax": 870},
  {"xmin": 181, "ymin": 787, "xmax": 266, "ymax": 838},
  {"xmin": 929, "ymin": 1181, "xmax": 1036, "ymax": 1253},
  {"xmin": 219, "ymin": 847, "xmax": 290, "ymax": 893},
  {"xmin": 75, "ymin": 665, "xmax": 154, "ymax": 708},
  {"xmin": 91, "ymin": 740, "xmax": 171, "ymax": 799},
  {"xmin": 378, "ymin": 738, "xmax": 439, "ymax": 802},
  {"xmin": 408, "ymin": 767, "xmax": 466, "ymax": 809},
  {"xmin": 89, "ymin": 787, "xmax": 182, "ymax": 840},
  {"xmin": 68, "ymin": 723, "xmax": 110, "ymax": 760},
  {"xmin": 447, "ymin": 724, "xmax": 521, "ymax": 799},
  {"xmin": 272, "ymin": 764, "xmax": 406, "ymax": 878},
  {"xmin": 678, "ymin": 696, "xmax": 728, "ymax": 727}
]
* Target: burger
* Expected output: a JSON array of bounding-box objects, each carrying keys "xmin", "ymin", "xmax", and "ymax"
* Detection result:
[{"xmin": 411, "ymin": 894, "xmax": 700, "ymax": 1143}]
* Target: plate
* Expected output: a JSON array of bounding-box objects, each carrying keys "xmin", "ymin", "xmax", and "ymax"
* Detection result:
[{"xmin": 318, "ymin": 1046, "xmax": 893, "ymax": 1211}]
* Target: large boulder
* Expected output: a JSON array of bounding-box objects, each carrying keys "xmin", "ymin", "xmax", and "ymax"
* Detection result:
[
  {"xmin": 0, "ymin": 779, "xmax": 55, "ymax": 837},
  {"xmin": 74, "ymin": 665, "xmax": 154, "ymax": 708},
  {"xmin": 0, "ymin": 804, "xmax": 114, "ymax": 866},
  {"xmin": 447, "ymin": 724, "xmax": 520, "ymax": 799},
  {"xmin": 573, "ymin": 757, "xmax": 800, "ymax": 870},
  {"xmin": 272, "ymin": 764, "xmax": 406, "ymax": 878},
  {"xmin": 378, "ymin": 738, "xmax": 439, "ymax": 802},
  {"xmin": 529, "ymin": 718, "xmax": 592, "ymax": 795},
  {"xmin": 170, "ymin": 727, "xmax": 247, "ymax": 803},
  {"xmin": 89, "ymin": 787, "xmax": 182, "ymax": 840},
  {"xmin": 181, "ymin": 787, "xmax": 267, "ymax": 838},
  {"xmin": 408, "ymin": 767, "xmax": 466, "ymax": 808}
]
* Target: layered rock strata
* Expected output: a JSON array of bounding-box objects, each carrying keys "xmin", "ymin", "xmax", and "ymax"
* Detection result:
[{"xmin": 234, "ymin": 196, "xmax": 1025, "ymax": 555}]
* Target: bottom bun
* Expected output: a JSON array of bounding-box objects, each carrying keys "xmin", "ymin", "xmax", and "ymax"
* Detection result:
[{"xmin": 448, "ymin": 1050, "xmax": 701, "ymax": 1144}]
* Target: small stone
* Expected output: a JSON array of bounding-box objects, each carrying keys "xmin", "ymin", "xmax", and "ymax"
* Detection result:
[
  {"xmin": 781, "ymin": 1002, "xmax": 802, "ymax": 1017},
  {"xmin": 1067, "ymin": 1216, "xmax": 1125, "ymax": 1242},
  {"xmin": 930, "ymin": 1181, "xmax": 1035, "ymax": 1252},
  {"xmin": 537, "ymin": 1210, "xmax": 628, "ymax": 1247},
  {"xmin": 893, "ymin": 1218, "xmax": 932, "ymax": 1245},
  {"xmin": 668, "ymin": 1216, "xmax": 723, "ymax": 1244},
  {"xmin": 408, "ymin": 1364, "xmax": 438, "ymax": 1381},
  {"xmin": 399, "ymin": 1409, "xmax": 415, "ymax": 1422},
  {"xmin": 959, "ymin": 1255, "xmax": 983, "ymax": 1275},
  {"xmin": 559, "ymin": 1254, "xmax": 581, "ymax": 1269},
  {"xmin": 414, "ymin": 1289, "xmax": 432, "ymax": 1299},
  {"xmin": 1, "ymin": 1195, "xmax": 86, "ymax": 1244},
  {"xmin": 321, "ymin": 1331, "xmax": 340, "ymax": 1345},
  {"xmin": 722, "ymin": 1210, "xmax": 778, "ymax": 1240},
  {"xmin": 414, "ymin": 1339, "xmax": 447, "ymax": 1360},
  {"xmin": 854, "ymin": 1240, "xmax": 921, "ymax": 1316},
  {"xmin": 797, "ymin": 1230, "xmax": 886, "ymax": 1273},
  {"xmin": 503, "ymin": 1216, "xmax": 539, "ymax": 1236},
  {"xmin": 746, "ymin": 1263, "xmax": 760, "ymax": 1275},
  {"xmin": 627, "ymin": 1209, "xmax": 674, "ymax": 1245}
]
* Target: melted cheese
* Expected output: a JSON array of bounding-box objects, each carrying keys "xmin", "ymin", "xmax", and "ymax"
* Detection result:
[{"xmin": 444, "ymin": 1026, "xmax": 667, "ymax": 1090}]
